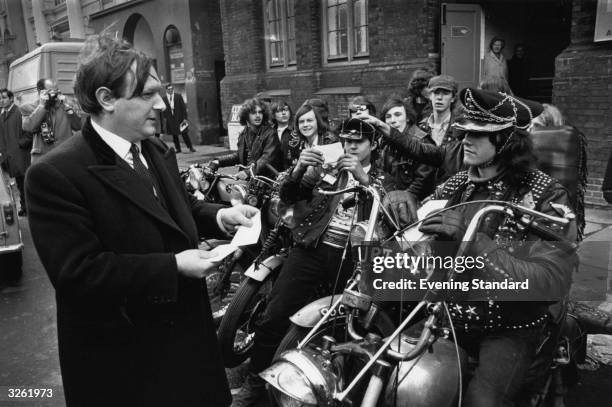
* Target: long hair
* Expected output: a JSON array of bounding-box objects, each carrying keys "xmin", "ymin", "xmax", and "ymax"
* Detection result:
[
  {"xmin": 531, "ymin": 103, "xmax": 565, "ymax": 127},
  {"xmin": 408, "ymin": 68, "xmax": 435, "ymax": 98},
  {"xmin": 294, "ymin": 103, "xmax": 327, "ymax": 137},
  {"xmin": 490, "ymin": 127, "xmax": 536, "ymax": 186},
  {"xmin": 238, "ymin": 98, "xmax": 270, "ymax": 126},
  {"xmin": 301, "ymin": 98, "xmax": 329, "ymax": 125}
]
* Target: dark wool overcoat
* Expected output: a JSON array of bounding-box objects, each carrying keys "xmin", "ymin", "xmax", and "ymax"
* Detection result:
[
  {"xmin": 25, "ymin": 118, "xmax": 231, "ymax": 407},
  {"xmin": 0, "ymin": 104, "xmax": 31, "ymax": 177}
]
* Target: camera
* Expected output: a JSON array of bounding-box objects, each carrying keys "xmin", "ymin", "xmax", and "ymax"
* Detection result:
[{"xmin": 40, "ymin": 122, "xmax": 56, "ymax": 144}]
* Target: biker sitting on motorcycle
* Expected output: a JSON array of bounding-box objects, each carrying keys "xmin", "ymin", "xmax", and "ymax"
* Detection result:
[
  {"xmin": 215, "ymin": 98, "xmax": 282, "ymax": 179},
  {"xmin": 230, "ymin": 117, "xmax": 397, "ymax": 407},
  {"xmin": 414, "ymin": 88, "xmax": 577, "ymax": 406}
]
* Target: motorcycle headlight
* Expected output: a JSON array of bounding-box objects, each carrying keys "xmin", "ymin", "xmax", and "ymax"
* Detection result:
[
  {"xmin": 260, "ymin": 350, "xmax": 336, "ymax": 406},
  {"xmin": 187, "ymin": 167, "xmax": 203, "ymax": 191},
  {"xmin": 229, "ymin": 184, "xmax": 247, "ymax": 206},
  {"xmin": 246, "ymin": 194, "xmax": 259, "ymax": 207},
  {"xmin": 199, "ymin": 179, "xmax": 210, "ymax": 192}
]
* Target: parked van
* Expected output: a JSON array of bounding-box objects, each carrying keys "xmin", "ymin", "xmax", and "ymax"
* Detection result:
[{"xmin": 7, "ymin": 42, "xmax": 83, "ymax": 108}]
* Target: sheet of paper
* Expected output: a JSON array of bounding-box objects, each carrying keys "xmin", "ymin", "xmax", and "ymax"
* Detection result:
[
  {"xmin": 205, "ymin": 212, "xmax": 262, "ymax": 262},
  {"xmin": 207, "ymin": 243, "xmax": 238, "ymax": 262},
  {"xmin": 397, "ymin": 199, "xmax": 449, "ymax": 243},
  {"xmin": 230, "ymin": 211, "xmax": 262, "ymax": 247},
  {"xmin": 315, "ymin": 142, "xmax": 344, "ymax": 165},
  {"xmin": 417, "ymin": 199, "xmax": 448, "ymax": 220}
]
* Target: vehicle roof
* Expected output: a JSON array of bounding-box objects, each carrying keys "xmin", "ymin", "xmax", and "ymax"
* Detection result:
[{"xmin": 9, "ymin": 42, "xmax": 84, "ymax": 69}]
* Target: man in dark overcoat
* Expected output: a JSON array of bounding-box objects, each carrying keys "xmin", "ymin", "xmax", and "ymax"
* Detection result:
[
  {"xmin": 25, "ymin": 35, "xmax": 256, "ymax": 407},
  {"xmin": 0, "ymin": 88, "xmax": 31, "ymax": 215},
  {"xmin": 162, "ymin": 84, "xmax": 196, "ymax": 153}
]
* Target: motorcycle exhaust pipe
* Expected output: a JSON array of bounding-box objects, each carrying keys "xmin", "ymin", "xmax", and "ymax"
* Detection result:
[{"xmin": 360, "ymin": 360, "xmax": 391, "ymax": 407}]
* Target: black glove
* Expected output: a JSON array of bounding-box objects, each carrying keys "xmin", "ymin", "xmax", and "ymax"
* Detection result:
[
  {"xmin": 383, "ymin": 190, "xmax": 418, "ymax": 228},
  {"xmin": 419, "ymin": 209, "xmax": 467, "ymax": 242}
]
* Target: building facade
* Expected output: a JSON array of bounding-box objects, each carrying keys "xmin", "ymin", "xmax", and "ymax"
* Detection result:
[
  {"xmin": 220, "ymin": 0, "xmax": 611, "ymax": 206},
  {"xmin": 0, "ymin": 0, "xmax": 29, "ymax": 89},
  {"xmin": 3, "ymin": 0, "xmax": 224, "ymax": 144}
]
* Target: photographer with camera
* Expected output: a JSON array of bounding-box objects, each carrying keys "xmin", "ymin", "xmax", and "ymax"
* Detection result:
[{"xmin": 21, "ymin": 78, "xmax": 82, "ymax": 164}]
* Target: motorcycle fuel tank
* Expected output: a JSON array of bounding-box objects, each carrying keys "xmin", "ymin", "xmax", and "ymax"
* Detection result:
[{"xmin": 383, "ymin": 335, "xmax": 467, "ymax": 407}]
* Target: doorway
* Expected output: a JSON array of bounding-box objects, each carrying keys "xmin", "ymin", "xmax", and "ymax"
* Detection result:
[{"xmin": 441, "ymin": 0, "xmax": 572, "ymax": 102}]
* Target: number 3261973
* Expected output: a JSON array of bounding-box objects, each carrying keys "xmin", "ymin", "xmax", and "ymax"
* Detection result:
[{"xmin": 7, "ymin": 388, "xmax": 53, "ymax": 398}]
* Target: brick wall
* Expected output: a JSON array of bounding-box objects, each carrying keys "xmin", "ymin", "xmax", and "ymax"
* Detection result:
[
  {"xmin": 554, "ymin": 0, "xmax": 612, "ymax": 206},
  {"xmin": 219, "ymin": 0, "xmax": 439, "ymax": 126}
]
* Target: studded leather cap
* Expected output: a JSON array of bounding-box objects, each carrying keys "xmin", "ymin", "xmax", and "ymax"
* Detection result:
[
  {"xmin": 338, "ymin": 117, "xmax": 376, "ymax": 141},
  {"xmin": 454, "ymin": 88, "xmax": 544, "ymax": 132}
]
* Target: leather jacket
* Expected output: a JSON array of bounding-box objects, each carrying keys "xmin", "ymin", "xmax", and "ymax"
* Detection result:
[
  {"xmin": 285, "ymin": 130, "xmax": 339, "ymax": 168},
  {"xmin": 377, "ymin": 124, "xmax": 435, "ymax": 200},
  {"xmin": 280, "ymin": 164, "xmax": 397, "ymax": 248},
  {"xmin": 432, "ymin": 168, "xmax": 577, "ymax": 333},
  {"xmin": 383, "ymin": 126, "xmax": 466, "ymax": 185},
  {"xmin": 217, "ymin": 124, "xmax": 281, "ymax": 175}
]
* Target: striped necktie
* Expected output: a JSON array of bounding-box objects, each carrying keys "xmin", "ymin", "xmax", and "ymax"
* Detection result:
[{"xmin": 130, "ymin": 143, "xmax": 158, "ymax": 198}]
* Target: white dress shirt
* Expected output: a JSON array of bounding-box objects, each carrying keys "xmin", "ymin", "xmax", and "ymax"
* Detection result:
[{"xmin": 91, "ymin": 119, "xmax": 149, "ymax": 169}]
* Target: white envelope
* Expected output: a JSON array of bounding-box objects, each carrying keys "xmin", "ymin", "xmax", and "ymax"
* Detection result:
[
  {"xmin": 314, "ymin": 142, "xmax": 344, "ymax": 165},
  {"xmin": 206, "ymin": 211, "xmax": 262, "ymax": 262}
]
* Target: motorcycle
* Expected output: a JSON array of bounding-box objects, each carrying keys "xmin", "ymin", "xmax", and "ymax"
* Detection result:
[
  {"xmin": 182, "ymin": 162, "xmax": 280, "ymax": 324},
  {"xmin": 261, "ymin": 183, "xmax": 584, "ymax": 407},
  {"xmin": 217, "ymin": 177, "xmax": 402, "ymax": 368},
  {"xmin": 217, "ymin": 209, "xmax": 294, "ymax": 367},
  {"xmin": 182, "ymin": 160, "xmax": 246, "ymax": 205}
]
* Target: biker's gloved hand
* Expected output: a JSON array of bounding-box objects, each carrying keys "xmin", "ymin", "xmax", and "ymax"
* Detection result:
[
  {"xmin": 419, "ymin": 209, "xmax": 467, "ymax": 242},
  {"xmin": 383, "ymin": 190, "xmax": 418, "ymax": 228}
]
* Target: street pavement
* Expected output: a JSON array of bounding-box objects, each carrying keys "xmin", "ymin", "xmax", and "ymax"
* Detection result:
[{"xmin": 1, "ymin": 141, "xmax": 611, "ymax": 406}]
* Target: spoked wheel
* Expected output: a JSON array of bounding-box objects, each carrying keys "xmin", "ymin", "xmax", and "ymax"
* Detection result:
[
  {"xmin": 206, "ymin": 260, "xmax": 245, "ymax": 326},
  {"xmin": 218, "ymin": 277, "xmax": 274, "ymax": 368}
]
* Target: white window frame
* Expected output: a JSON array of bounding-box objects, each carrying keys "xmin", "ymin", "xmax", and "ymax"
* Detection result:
[
  {"xmin": 263, "ymin": 0, "xmax": 297, "ymax": 70},
  {"xmin": 321, "ymin": 0, "xmax": 369, "ymax": 66}
]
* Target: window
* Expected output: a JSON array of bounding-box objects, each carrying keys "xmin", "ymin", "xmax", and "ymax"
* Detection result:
[
  {"xmin": 264, "ymin": 0, "xmax": 296, "ymax": 68},
  {"xmin": 164, "ymin": 26, "xmax": 184, "ymax": 83},
  {"xmin": 324, "ymin": 0, "xmax": 368, "ymax": 63}
]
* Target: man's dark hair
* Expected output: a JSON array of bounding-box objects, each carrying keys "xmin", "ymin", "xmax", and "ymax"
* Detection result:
[
  {"xmin": 0, "ymin": 88, "xmax": 13, "ymax": 99},
  {"xmin": 74, "ymin": 34, "xmax": 154, "ymax": 115},
  {"xmin": 379, "ymin": 96, "xmax": 417, "ymax": 125},
  {"xmin": 270, "ymin": 100, "xmax": 292, "ymax": 126},
  {"xmin": 166, "ymin": 84, "xmax": 173, "ymax": 89},
  {"xmin": 294, "ymin": 103, "xmax": 328, "ymax": 137},
  {"xmin": 36, "ymin": 78, "xmax": 48, "ymax": 92},
  {"xmin": 238, "ymin": 98, "xmax": 269, "ymax": 126}
]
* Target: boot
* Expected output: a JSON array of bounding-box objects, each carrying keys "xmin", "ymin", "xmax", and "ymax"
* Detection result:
[{"xmin": 230, "ymin": 371, "xmax": 266, "ymax": 407}]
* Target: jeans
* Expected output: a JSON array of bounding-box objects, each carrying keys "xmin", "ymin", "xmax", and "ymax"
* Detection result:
[
  {"xmin": 249, "ymin": 244, "xmax": 353, "ymax": 373},
  {"xmin": 457, "ymin": 329, "xmax": 543, "ymax": 407}
]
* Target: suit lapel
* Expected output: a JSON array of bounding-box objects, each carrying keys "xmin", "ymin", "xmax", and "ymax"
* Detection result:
[
  {"xmin": 142, "ymin": 140, "xmax": 199, "ymax": 246},
  {"xmin": 82, "ymin": 119, "xmax": 189, "ymax": 240}
]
